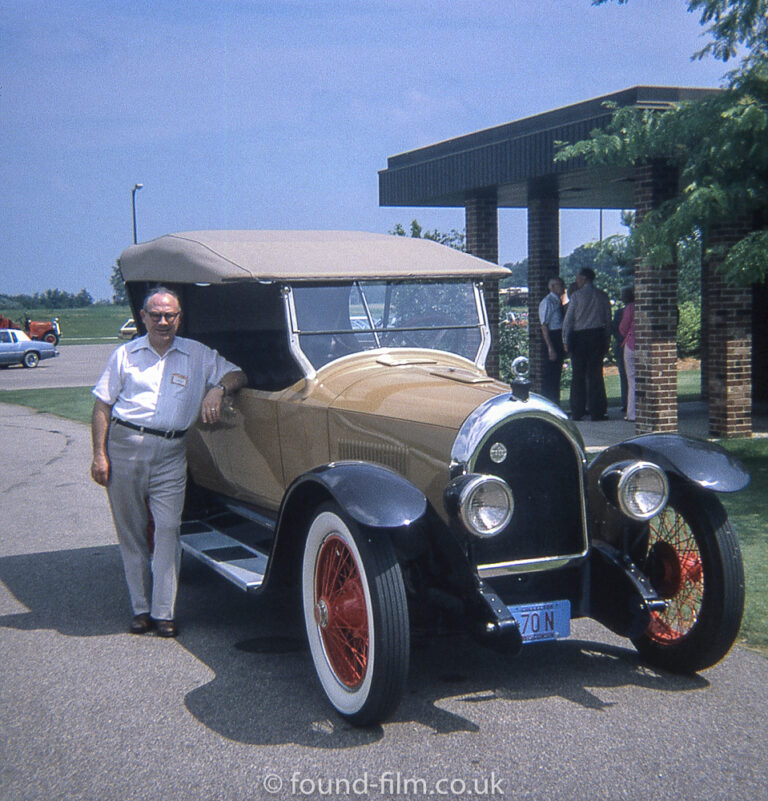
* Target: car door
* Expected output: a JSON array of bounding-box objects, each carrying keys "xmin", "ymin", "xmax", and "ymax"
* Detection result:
[
  {"xmin": 0, "ymin": 330, "xmax": 15, "ymax": 364},
  {"xmin": 196, "ymin": 390, "xmax": 287, "ymax": 511}
]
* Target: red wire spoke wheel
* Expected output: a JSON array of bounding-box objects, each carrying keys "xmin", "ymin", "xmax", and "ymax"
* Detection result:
[
  {"xmin": 632, "ymin": 484, "xmax": 744, "ymax": 673},
  {"xmin": 314, "ymin": 535, "xmax": 369, "ymax": 688},
  {"xmin": 644, "ymin": 511, "xmax": 704, "ymax": 643},
  {"xmin": 302, "ymin": 503, "xmax": 409, "ymax": 725}
]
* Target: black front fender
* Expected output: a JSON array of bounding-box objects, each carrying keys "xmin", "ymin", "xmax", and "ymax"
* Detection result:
[
  {"xmin": 262, "ymin": 461, "xmax": 429, "ymax": 592},
  {"xmin": 287, "ymin": 461, "xmax": 428, "ymax": 528},
  {"xmin": 590, "ymin": 434, "xmax": 749, "ymax": 494},
  {"xmin": 587, "ymin": 434, "xmax": 748, "ymax": 547}
]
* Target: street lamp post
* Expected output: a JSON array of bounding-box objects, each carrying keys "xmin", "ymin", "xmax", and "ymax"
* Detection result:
[{"xmin": 131, "ymin": 183, "xmax": 144, "ymax": 244}]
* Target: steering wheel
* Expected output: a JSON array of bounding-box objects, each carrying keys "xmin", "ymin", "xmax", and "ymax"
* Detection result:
[
  {"xmin": 327, "ymin": 334, "xmax": 357, "ymax": 359},
  {"xmin": 383, "ymin": 312, "xmax": 457, "ymax": 350}
]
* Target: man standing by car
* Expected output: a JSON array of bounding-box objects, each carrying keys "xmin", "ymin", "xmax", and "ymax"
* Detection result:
[
  {"xmin": 538, "ymin": 276, "xmax": 566, "ymax": 405},
  {"xmin": 90, "ymin": 287, "xmax": 246, "ymax": 637},
  {"xmin": 562, "ymin": 267, "xmax": 612, "ymax": 421}
]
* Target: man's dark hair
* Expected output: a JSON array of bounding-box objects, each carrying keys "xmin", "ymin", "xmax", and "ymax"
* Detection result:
[{"xmin": 578, "ymin": 267, "xmax": 596, "ymax": 282}]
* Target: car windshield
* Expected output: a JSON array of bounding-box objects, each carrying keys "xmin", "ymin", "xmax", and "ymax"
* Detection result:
[{"xmin": 291, "ymin": 279, "xmax": 487, "ymax": 370}]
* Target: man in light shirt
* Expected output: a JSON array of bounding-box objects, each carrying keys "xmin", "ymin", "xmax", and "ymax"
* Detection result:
[
  {"xmin": 538, "ymin": 276, "xmax": 566, "ymax": 405},
  {"xmin": 562, "ymin": 267, "xmax": 612, "ymax": 421},
  {"xmin": 91, "ymin": 287, "xmax": 246, "ymax": 637}
]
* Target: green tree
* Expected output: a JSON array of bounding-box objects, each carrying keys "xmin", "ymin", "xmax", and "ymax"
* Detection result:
[
  {"xmin": 0, "ymin": 294, "xmax": 24, "ymax": 310},
  {"xmin": 677, "ymin": 234, "xmax": 703, "ymax": 303},
  {"xmin": 2, "ymin": 289, "xmax": 95, "ymax": 310},
  {"xmin": 28, "ymin": 288, "xmax": 93, "ymax": 308},
  {"xmin": 678, "ymin": 300, "xmax": 702, "ymax": 355},
  {"xmin": 110, "ymin": 263, "xmax": 127, "ymax": 304},
  {"xmin": 557, "ymin": 0, "xmax": 768, "ymax": 286},
  {"xmin": 390, "ymin": 220, "xmax": 466, "ymax": 251},
  {"xmin": 558, "ymin": 234, "xmax": 634, "ymax": 302},
  {"xmin": 501, "ymin": 258, "xmax": 528, "ymax": 286}
]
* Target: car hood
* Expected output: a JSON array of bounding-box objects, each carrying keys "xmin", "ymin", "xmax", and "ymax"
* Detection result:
[{"xmin": 320, "ymin": 353, "xmax": 511, "ymax": 430}]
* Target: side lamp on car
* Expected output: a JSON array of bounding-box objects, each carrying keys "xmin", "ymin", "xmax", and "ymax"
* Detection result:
[
  {"xmin": 599, "ymin": 460, "xmax": 669, "ymax": 521},
  {"xmin": 444, "ymin": 474, "xmax": 514, "ymax": 539},
  {"xmin": 509, "ymin": 355, "xmax": 530, "ymax": 402}
]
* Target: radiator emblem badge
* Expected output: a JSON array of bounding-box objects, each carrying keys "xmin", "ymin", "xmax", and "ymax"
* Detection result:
[{"xmin": 489, "ymin": 442, "xmax": 507, "ymax": 464}]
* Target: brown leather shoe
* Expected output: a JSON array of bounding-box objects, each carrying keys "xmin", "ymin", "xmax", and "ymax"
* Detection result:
[
  {"xmin": 130, "ymin": 613, "xmax": 154, "ymax": 634},
  {"xmin": 154, "ymin": 619, "xmax": 178, "ymax": 638}
]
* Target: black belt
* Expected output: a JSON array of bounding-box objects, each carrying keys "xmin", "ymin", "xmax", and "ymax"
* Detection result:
[{"xmin": 111, "ymin": 417, "xmax": 187, "ymax": 439}]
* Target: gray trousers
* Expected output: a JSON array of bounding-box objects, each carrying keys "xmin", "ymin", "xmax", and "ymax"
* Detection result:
[{"xmin": 106, "ymin": 424, "xmax": 187, "ymax": 620}]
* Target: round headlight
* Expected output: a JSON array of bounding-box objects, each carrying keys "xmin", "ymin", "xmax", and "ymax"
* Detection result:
[
  {"xmin": 459, "ymin": 475, "xmax": 514, "ymax": 538},
  {"xmin": 615, "ymin": 461, "xmax": 669, "ymax": 520}
]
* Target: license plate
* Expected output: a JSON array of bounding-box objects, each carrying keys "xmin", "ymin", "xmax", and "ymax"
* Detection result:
[{"xmin": 507, "ymin": 600, "xmax": 570, "ymax": 643}]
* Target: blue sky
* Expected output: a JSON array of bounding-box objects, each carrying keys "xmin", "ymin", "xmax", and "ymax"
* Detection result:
[{"xmin": 2, "ymin": 0, "xmax": 728, "ymax": 300}]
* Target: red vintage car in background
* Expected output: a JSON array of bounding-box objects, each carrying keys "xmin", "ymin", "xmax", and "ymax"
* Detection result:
[{"xmin": 0, "ymin": 314, "xmax": 61, "ymax": 345}]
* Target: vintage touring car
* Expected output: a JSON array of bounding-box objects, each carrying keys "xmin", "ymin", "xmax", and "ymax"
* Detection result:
[{"xmin": 118, "ymin": 230, "xmax": 748, "ymax": 726}]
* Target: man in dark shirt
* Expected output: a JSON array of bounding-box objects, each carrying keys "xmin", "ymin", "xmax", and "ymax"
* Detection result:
[{"xmin": 562, "ymin": 268, "xmax": 612, "ymax": 421}]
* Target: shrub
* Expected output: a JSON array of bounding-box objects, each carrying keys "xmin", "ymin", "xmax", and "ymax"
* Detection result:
[
  {"xmin": 677, "ymin": 301, "xmax": 701, "ymax": 357},
  {"xmin": 498, "ymin": 322, "xmax": 529, "ymax": 383}
]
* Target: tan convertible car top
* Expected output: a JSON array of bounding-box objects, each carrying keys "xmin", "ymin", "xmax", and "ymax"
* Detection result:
[{"xmin": 118, "ymin": 230, "xmax": 510, "ymax": 284}]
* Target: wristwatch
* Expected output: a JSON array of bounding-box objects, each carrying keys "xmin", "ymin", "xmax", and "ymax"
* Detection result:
[{"xmin": 215, "ymin": 382, "xmax": 227, "ymax": 395}]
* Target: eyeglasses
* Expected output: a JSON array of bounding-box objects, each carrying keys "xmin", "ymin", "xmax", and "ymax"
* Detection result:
[{"xmin": 145, "ymin": 311, "xmax": 180, "ymax": 323}]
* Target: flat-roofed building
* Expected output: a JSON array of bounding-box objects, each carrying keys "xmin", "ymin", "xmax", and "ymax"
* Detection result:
[{"xmin": 380, "ymin": 86, "xmax": 762, "ymax": 437}]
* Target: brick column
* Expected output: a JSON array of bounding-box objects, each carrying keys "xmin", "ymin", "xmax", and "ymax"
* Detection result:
[
  {"xmin": 753, "ymin": 281, "xmax": 768, "ymax": 406},
  {"xmin": 700, "ymin": 266, "xmax": 709, "ymax": 400},
  {"xmin": 634, "ymin": 161, "xmax": 679, "ymax": 433},
  {"xmin": 526, "ymin": 180, "xmax": 560, "ymax": 395},
  {"xmin": 703, "ymin": 221, "xmax": 752, "ymax": 437},
  {"xmin": 465, "ymin": 189, "xmax": 500, "ymax": 377}
]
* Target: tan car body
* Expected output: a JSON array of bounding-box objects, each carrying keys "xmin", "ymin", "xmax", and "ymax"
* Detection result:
[{"xmin": 189, "ymin": 349, "xmax": 511, "ymax": 519}]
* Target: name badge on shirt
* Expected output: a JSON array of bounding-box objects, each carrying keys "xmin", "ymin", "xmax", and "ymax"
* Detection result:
[{"xmin": 171, "ymin": 373, "xmax": 188, "ymax": 387}]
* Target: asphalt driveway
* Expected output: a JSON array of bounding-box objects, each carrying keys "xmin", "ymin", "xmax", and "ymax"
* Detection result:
[
  {"xmin": 1, "ymin": 395, "xmax": 767, "ymax": 801},
  {"xmin": 0, "ymin": 342, "xmax": 117, "ymax": 390}
]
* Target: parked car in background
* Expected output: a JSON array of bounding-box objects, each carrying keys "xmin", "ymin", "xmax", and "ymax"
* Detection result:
[
  {"xmin": 118, "ymin": 318, "xmax": 138, "ymax": 339},
  {"xmin": 119, "ymin": 230, "xmax": 749, "ymax": 726},
  {"xmin": 0, "ymin": 328, "xmax": 59, "ymax": 368},
  {"xmin": 0, "ymin": 314, "xmax": 61, "ymax": 345}
]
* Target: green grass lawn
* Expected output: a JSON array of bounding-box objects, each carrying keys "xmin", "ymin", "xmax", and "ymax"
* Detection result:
[
  {"xmin": 0, "ymin": 386, "xmax": 95, "ymax": 424},
  {"xmin": 0, "ymin": 379, "xmax": 764, "ymax": 656},
  {"xmin": 603, "ymin": 367, "xmax": 702, "ymax": 405},
  {"xmin": 676, "ymin": 368, "xmax": 703, "ymax": 401},
  {"xmin": 719, "ymin": 438, "xmax": 768, "ymax": 656},
  {"xmin": 0, "ymin": 305, "xmax": 132, "ymax": 344},
  {"xmin": 560, "ymin": 362, "xmax": 703, "ymax": 410}
]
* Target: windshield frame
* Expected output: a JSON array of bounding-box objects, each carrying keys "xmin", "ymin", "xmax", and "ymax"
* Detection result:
[{"xmin": 283, "ymin": 279, "xmax": 492, "ymax": 378}]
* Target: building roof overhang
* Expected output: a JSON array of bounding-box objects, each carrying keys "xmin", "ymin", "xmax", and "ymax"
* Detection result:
[{"xmin": 379, "ymin": 86, "xmax": 720, "ymax": 211}]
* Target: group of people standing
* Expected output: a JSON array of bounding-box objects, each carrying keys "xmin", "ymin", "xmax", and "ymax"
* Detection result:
[{"xmin": 538, "ymin": 267, "xmax": 635, "ymax": 422}]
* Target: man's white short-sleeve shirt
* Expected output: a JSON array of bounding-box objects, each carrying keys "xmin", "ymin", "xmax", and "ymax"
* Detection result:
[
  {"xmin": 93, "ymin": 335, "xmax": 240, "ymax": 431},
  {"xmin": 538, "ymin": 292, "xmax": 564, "ymax": 330}
]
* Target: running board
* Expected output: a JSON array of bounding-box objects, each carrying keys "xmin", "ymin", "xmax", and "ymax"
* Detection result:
[{"xmin": 180, "ymin": 510, "xmax": 274, "ymax": 591}]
